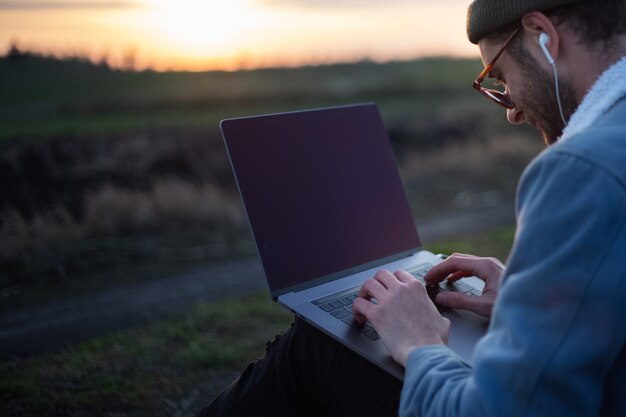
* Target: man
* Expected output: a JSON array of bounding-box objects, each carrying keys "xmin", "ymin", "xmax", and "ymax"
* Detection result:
[{"xmin": 201, "ymin": 0, "xmax": 626, "ymax": 415}]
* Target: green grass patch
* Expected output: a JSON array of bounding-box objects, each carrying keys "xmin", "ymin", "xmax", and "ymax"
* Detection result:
[
  {"xmin": 1, "ymin": 226, "xmax": 515, "ymax": 416},
  {"xmin": 1, "ymin": 292, "xmax": 293, "ymax": 416}
]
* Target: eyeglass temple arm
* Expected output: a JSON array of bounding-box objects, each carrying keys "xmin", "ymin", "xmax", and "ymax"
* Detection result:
[{"xmin": 473, "ymin": 27, "xmax": 521, "ymax": 89}]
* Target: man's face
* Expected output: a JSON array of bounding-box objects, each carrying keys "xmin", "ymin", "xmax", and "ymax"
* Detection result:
[{"xmin": 478, "ymin": 36, "xmax": 577, "ymax": 144}]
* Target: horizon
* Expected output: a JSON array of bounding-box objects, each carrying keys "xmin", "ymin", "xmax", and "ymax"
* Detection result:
[
  {"xmin": 2, "ymin": 42, "xmax": 480, "ymax": 73},
  {"xmin": 0, "ymin": 0, "xmax": 478, "ymax": 71}
]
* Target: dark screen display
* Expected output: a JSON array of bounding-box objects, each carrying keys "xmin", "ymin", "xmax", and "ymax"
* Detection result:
[{"xmin": 221, "ymin": 104, "xmax": 420, "ymax": 294}]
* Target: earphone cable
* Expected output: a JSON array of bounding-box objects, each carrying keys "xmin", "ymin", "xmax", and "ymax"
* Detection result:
[{"xmin": 552, "ymin": 62, "xmax": 568, "ymax": 126}]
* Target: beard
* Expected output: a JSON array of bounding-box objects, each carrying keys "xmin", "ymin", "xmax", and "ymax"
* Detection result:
[{"xmin": 516, "ymin": 53, "xmax": 578, "ymax": 145}]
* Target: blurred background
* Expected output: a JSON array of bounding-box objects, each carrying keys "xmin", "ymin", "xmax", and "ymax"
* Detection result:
[{"xmin": 0, "ymin": 0, "xmax": 543, "ymax": 415}]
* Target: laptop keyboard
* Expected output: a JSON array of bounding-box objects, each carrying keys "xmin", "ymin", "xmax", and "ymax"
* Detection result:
[{"xmin": 311, "ymin": 262, "xmax": 483, "ymax": 341}]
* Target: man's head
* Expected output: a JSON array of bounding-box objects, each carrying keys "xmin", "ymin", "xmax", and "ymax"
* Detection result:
[{"xmin": 467, "ymin": 0, "xmax": 626, "ymax": 144}]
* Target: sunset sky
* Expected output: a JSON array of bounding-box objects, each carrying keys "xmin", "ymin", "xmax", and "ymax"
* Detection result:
[{"xmin": 0, "ymin": 0, "xmax": 478, "ymax": 71}]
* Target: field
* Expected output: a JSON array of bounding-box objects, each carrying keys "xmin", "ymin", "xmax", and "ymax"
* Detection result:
[
  {"xmin": 1, "ymin": 227, "xmax": 515, "ymax": 417},
  {"xmin": 0, "ymin": 52, "xmax": 543, "ymax": 311},
  {"xmin": 1, "ymin": 50, "xmax": 544, "ymax": 414}
]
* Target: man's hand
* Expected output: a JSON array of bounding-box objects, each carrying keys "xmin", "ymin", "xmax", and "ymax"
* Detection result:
[
  {"xmin": 424, "ymin": 253, "xmax": 504, "ymax": 319},
  {"xmin": 352, "ymin": 269, "xmax": 451, "ymax": 367}
]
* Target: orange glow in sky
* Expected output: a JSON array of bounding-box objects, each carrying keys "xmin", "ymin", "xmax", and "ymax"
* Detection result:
[{"xmin": 0, "ymin": 0, "xmax": 478, "ymax": 71}]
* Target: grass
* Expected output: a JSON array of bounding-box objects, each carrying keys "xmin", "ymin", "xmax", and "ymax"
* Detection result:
[
  {"xmin": 0, "ymin": 54, "xmax": 537, "ymax": 414},
  {"xmin": 0, "ymin": 57, "xmax": 485, "ymax": 140},
  {"xmin": 0, "ymin": 226, "xmax": 515, "ymax": 417},
  {"xmin": 0, "ymin": 54, "xmax": 541, "ymax": 312},
  {"xmin": 0, "ymin": 227, "xmax": 255, "ymax": 314},
  {"xmin": 1, "ymin": 292, "xmax": 293, "ymax": 417}
]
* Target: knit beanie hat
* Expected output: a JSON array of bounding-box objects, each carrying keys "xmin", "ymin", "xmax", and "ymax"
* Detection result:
[{"xmin": 466, "ymin": 0, "xmax": 584, "ymax": 44}]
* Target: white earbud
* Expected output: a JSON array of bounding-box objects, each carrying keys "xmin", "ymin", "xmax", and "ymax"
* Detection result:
[
  {"xmin": 539, "ymin": 33, "xmax": 555, "ymax": 64},
  {"xmin": 538, "ymin": 32, "xmax": 567, "ymax": 127}
]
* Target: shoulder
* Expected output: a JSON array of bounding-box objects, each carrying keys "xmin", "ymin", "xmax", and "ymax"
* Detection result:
[
  {"xmin": 512, "ymin": 102, "xmax": 626, "ymax": 268},
  {"xmin": 519, "ymin": 97, "xmax": 626, "ymax": 204},
  {"xmin": 553, "ymin": 97, "xmax": 626, "ymax": 186}
]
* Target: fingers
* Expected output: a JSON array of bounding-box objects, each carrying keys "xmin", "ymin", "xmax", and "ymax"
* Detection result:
[
  {"xmin": 446, "ymin": 270, "xmax": 473, "ymax": 283},
  {"xmin": 352, "ymin": 296, "xmax": 374, "ymax": 323},
  {"xmin": 424, "ymin": 253, "xmax": 478, "ymax": 284},
  {"xmin": 424, "ymin": 253, "xmax": 503, "ymax": 285},
  {"xmin": 358, "ymin": 278, "xmax": 387, "ymax": 301},
  {"xmin": 354, "ymin": 269, "xmax": 408, "ymax": 323},
  {"xmin": 358, "ymin": 269, "xmax": 400, "ymax": 299},
  {"xmin": 374, "ymin": 269, "xmax": 401, "ymax": 290},
  {"xmin": 393, "ymin": 269, "xmax": 415, "ymax": 284},
  {"xmin": 435, "ymin": 291, "xmax": 491, "ymax": 318}
]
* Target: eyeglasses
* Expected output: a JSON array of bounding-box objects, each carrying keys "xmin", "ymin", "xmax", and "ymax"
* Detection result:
[{"xmin": 473, "ymin": 27, "xmax": 521, "ymax": 109}]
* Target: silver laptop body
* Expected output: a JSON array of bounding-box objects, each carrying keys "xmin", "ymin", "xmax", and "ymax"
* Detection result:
[{"xmin": 220, "ymin": 103, "xmax": 488, "ymax": 380}]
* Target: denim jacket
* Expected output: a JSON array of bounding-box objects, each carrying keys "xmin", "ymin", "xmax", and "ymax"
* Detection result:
[{"xmin": 400, "ymin": 95, "xmax": 626, "ymax": 416}]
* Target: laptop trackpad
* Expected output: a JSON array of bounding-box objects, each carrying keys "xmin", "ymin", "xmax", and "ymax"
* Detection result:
[{"xmin": 442, "ymin": 309, "xmax": 489, "ymax": 364}]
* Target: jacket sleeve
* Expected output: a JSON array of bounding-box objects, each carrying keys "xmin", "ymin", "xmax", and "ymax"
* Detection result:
[{"xmin": 400, "ymin": 149, "xmax": 626, "ymax": 417}]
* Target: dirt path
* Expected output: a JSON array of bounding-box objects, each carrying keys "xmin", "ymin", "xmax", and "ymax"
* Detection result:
[{"xmin": 0, "ymin": 202, "xmax": 514, "ymax": 359}]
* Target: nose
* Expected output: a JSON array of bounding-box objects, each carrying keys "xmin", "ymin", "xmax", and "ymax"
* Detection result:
[
  {"xmin": 503, "ymin": 88, "xmax": 525, "ymax": 125},
  {"xmin": 506, "ymin": 106, "xmax": 526, "ymax": 125}
]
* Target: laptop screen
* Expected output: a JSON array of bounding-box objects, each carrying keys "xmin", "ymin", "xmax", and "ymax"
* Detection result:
[{"xmin": 221, "ymin": 103, "xmax": 421, "ymax": 295}]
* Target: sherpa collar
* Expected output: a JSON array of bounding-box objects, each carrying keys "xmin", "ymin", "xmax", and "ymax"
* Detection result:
[{"xmin": 560, "ymin": 56, "xmax": 626, "ymax": 142}]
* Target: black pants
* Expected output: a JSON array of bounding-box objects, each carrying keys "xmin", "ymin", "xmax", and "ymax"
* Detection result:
[{"xmin": 199, "ymin": 317, "xmax": 402, "ymax": 417}]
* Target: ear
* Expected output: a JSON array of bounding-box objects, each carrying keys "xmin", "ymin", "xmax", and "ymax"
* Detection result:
[{"xmin": 521, "ymin": 11, "xmax": 561, "ymax": 62}]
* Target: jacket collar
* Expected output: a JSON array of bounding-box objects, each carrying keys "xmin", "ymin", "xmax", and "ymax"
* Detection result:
[{"xmin": 560, "ymin": 56, "xmax": 626, "ymax": 142}]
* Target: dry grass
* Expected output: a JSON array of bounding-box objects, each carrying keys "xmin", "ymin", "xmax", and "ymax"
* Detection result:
[
  {"xmin": 0, "ymin": 180, "xmax": 244, "ymax": 259},
  {"xmin": 0, "ymin": 59, "xmax": 545, "ymax": 309},
  {"xmin": 0, "ymin": 126, "xmax": 243, "ymax": 261},
  {"xmin": 399, "ymin": 134, "xmax": 544, "ymax": 216},
  {"xmin": 85, "ymin": 180, "xmax": 243, "ymax": 234},
  {"xmin": 0, "ymin": 128, "xmax": 542, "ymax": 311},
  {"xmin": 401, "ymin": 134, "xmax": 542, "ymax": 178},
  {"xmin": 0, "ymin": 134, "xmax": 540, "ymax": 259}
]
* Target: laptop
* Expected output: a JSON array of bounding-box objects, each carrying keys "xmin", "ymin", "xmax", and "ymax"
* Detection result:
[{"xmin": 220, "ymin": 103, "xmax": 488, "ymax": 380}]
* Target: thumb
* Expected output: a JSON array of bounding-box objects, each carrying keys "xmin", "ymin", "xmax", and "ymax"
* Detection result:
[{"xmin": 435, "ymin": 291, "xmax": 483, "ymax": 312}]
